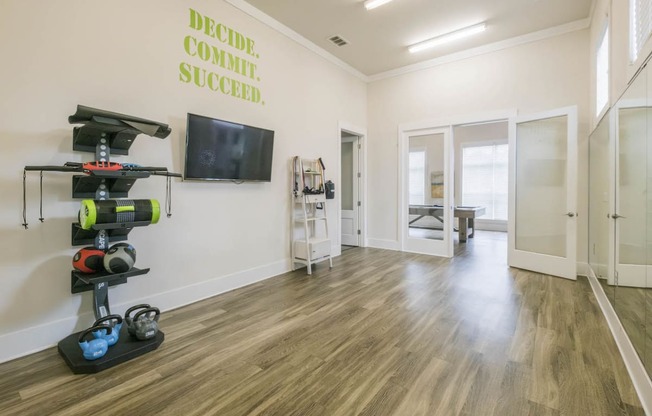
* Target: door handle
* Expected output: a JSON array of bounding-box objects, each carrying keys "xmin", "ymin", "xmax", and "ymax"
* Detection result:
[
  {"xmin": 565, "ymin": 212, "xmax": 575, "ymax": 217},
  {"xmin": 612, "ymin": 213, "xmax": 626, "ymax": 219}
]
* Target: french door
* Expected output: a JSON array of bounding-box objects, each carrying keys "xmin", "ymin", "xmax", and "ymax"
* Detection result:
[
  {"xmin": 400, "ymin": 127, "xmax": 454, "ymax": 257},
  {"xmin": 508, "ymin": 106, "xmax": 578, "ymax": 280}
]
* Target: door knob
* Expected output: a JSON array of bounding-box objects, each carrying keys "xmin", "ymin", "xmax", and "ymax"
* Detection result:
[
  {"xmin": 566, "ymin": 212, "xmax": 575, "ymax": 217},
  {"xmin": 612, "ymin": 213, "xmax": 626, "ymax": 219}
]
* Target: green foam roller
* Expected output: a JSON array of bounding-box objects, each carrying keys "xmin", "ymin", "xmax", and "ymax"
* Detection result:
[{"xmin": 79, "ymin": 199, "xmax": 160, "ymax": 230}]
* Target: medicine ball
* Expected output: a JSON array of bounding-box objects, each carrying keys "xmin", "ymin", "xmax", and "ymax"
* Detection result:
[
  {"xmin": 72, "ymin": 247, "xmax": 106, "ymax": 274},
  {"xmin": 103, "ymin": 243, "xmax": 136, "ymax": 274}
]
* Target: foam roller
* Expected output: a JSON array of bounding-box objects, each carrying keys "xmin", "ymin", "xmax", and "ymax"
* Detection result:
[{"xmin": 79, "ymin": 199, "xmax": 160, "ymax": 230}]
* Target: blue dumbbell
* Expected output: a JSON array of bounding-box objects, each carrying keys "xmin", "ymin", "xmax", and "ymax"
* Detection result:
[
  {"xmin": 78, "ymin": 325, "xmax": 112, "ymax": 360},
  {"xmin": 92, "ymin": 314, "xmax": 123, "ymax": 347}
]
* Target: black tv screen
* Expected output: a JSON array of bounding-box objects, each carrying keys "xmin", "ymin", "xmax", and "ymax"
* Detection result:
[{"xmin": 184, "ymin": 113, "xmax": 274, "ymax": 182}]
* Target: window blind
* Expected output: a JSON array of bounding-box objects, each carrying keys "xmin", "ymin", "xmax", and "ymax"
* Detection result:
[
  {"xmin": 596, "ymin": 25, "xmax": 609, "ymax": 116},
  {"xmin": 632, "ymin": 0, "xmax": 652, "ymax": 62},
  {"xmin": 409, "ymin": 151, "xmax": 425, "ymax": 205},
  {"xmin": 462, "ymin": 144, "xmax": 508, "ymax": 220}
]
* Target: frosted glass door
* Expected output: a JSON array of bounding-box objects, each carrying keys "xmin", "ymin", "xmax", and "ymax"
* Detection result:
[
  {"xmin": 508, "ymin": 107, "xmax": 577, "ymax": 280},
  {"xmin": 616, "ymin": 107, "xmax": 648, "ymax": 287}
]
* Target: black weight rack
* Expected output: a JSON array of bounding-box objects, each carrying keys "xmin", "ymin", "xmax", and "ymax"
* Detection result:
[{"xmin": 24, "ymin": 105, "xmax": 181, "ymax": 374}]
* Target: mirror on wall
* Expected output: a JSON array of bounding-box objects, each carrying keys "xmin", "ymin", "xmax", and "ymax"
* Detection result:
[
  {"xmin": 589, "ymin": 63, "xmax": 652, "ymax": 377},
  {"xmin": 589, "ymin": 109, "xmax": 612, "ymax": 304},
  {"xmin": 614, "ymin": 65, "xmax": 648, "ymax": 368},
  {"xmin": 646, "ymin": 64, "xmax": 652, "ymax": 376}
]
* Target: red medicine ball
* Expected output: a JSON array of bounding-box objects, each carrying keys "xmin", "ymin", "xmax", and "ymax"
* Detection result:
[{"xmin": 72, "ymin": 247, "xmax": 106, "ymax": 274}]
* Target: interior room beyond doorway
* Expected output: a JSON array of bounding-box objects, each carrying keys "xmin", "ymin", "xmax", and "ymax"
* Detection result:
[{"xmin": 406, "ymin": 120, "xmax": 509, "ymax": 246}]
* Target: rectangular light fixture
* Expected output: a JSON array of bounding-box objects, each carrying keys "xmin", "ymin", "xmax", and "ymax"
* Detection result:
[
  {"xmin": 408, "ymin": 23, "xmax": 486, "ymax": 53},
  {"xmin": 364, "ymin": 0, "xmax": 394, "ymax": 10}
]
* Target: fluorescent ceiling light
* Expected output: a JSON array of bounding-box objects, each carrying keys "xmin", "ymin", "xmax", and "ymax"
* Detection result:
[
  {"xmin": 364, "ymin": 0, "xmax": 394, "ymax": 11},
  {"xmin": 408, "ymin": 23, "xmax": 487, "ymax": 53}
]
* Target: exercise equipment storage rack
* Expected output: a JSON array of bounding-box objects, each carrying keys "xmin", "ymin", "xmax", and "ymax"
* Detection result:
[
  {"xmin": 23, "ymin": 105, "xmax": 179, "ymax": 374},
  {"xmin": 291, "ymin": 157, "xmax": 333, "ymax": 275}
]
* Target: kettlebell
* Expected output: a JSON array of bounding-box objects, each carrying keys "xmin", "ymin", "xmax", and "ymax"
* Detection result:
[
  {"xmin": 125, "ymin": 304, "xmax": 151, "ymax": 337},
  {"xmin": 92, "ymin": 314, "xmax": 123, "ymax": 346},
  {"xmin": 129, "ymin": 307, "xmax": 160, "ymax": 341},
  {"xmin": 78, "ymin": 325, "xmax": 112, "ymax": 361}
]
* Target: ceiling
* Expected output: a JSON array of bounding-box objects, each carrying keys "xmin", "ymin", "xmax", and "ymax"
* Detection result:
[{"xmin": 243, "ymin": 0, "xmax": 593, "ymax": 76}]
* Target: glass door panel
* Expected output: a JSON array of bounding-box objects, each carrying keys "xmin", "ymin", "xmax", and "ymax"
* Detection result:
[
  {"xmin": 403, "ymin": 128, "xmax": 453, "ymax": 257},
  {"xmin": 515, "ymin": 116, "xmax": 568, "ymax": 257},
  {"xmin": 509, "ymin": 107, "xmax": 577, "ymax": 279}
]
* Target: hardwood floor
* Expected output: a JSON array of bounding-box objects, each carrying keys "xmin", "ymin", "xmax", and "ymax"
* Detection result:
[{"xmin": 0, "ymin": 231, "xmax": 645, "ymax": 415}]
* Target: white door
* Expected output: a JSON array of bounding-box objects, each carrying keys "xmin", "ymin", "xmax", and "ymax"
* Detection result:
[
  {"xmin": 508, "ymin": 106, "xmax": 578, "ymax": 280},
  {"xmin": 401, "ymin": 127, "xmax": 454, "ymax": 257},
  {"xmin": 341, "ymin": 137, "xmax": 360, "ymax": 246},
  {"xmin": 613, "ymin": 69, "xmax": 650, "ymax": 287}
]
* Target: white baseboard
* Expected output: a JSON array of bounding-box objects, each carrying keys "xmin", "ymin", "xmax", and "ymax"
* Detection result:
[
  {"xmin": 367, "ymin": 238, "xmax": 401, "ymax": 251},
  {"xmin": 474, "ymin": 219, "xmax": 507, "ymax": 232},
  {"xmin": 586, "ymin": 266, "xmax": 652, "ymax": 415},
  {"xmin": 0, "ymin": 259, "xmax": 290, "ymax": 364},
  {"xmin": 576, "ymin": 261, "xmax": 589, "ymax": 277}
]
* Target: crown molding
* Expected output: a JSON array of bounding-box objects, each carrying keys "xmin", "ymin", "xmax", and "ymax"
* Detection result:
[
  {"xmin": 367, "ymin": 18, "xmax": 591, "ymax": 82},
  {"xmin": 223, "ymin": 0, "xmax": 369, "ymax": 82},
  {"xmin": 223, "ymin": 0, "xmax": 591, "ymax": 85}
]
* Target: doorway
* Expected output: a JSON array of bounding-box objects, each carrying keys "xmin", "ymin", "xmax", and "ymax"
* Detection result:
[
  {"xmin": 397, "ymin": 108, "xmax": 578, "ymax": 280},
  {"xmin": 341, "ymin": 133, "xmax": 360, "ymax": 248},
  {"xmin": 339, "ymin": 123, "xmax": 367, "ymax": 253},
  {"xmin": 398, "ymin": 114, "xmax": 512, "ymax": 258}
]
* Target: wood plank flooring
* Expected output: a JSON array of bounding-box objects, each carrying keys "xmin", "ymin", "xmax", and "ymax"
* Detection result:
[{"xmin": 0, "ymin": 231, "xmax": 645, "ymax": 415}]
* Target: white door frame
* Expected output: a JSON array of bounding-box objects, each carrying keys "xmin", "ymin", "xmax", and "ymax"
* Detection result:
[
  {"xmin": 337, "ymin": 122, "xmax": 367, "ymax": 255},
  {"xmin": 399, "ymin": 126, "xmax": 454, "ymax": 257},
  {"xmin": 508, "ymin": 105, "xmax": 578, "ymax": 280},
  {"xmin": 341, "ymin": 135, "xmax": 360, "ymax": 246},
  {"xmin": 607, "ymin": 107, "xmax": 617, "ymax": 286},
  {"xmin": 398, "ymin": 110, "xmax": 517, "ymax": 256}
]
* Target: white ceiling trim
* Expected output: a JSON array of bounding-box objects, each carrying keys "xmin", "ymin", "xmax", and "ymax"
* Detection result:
[
  {"xmin": 223, "ymin": 0, "xmax": 368, "ymax": 81},
  {"xmin": 224, "ymin": 0, "xmax": 590, "ymax": 84},
  {"xmin": 368, "ymin": 17, "xmax": 591, "ymax": 82},
  {"xmin": 588, "ymin": 0, "xmax": 598, "ymax": 23}
]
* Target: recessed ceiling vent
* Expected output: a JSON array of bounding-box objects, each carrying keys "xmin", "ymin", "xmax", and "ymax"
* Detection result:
[{"xmin": 328, "ymin": 35, "xmax": 349, "ymax": 47}]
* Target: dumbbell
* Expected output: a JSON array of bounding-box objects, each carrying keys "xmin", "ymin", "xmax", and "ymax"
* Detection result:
[
  {"xmin": 92, "ymin": 314, "xmax": 123, "ymax": 347},
  {"xmin": 128, "ymin": 307, "xmax": 160, "ymax": 341},
  {"xmin": 78, "ymin": 325, "xmax": 112, "ymax": 361}
]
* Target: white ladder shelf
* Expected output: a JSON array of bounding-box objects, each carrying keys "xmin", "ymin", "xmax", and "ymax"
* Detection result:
[{"xmin": 291, "ymin": 156, "xmax": 333, "ymax": 275}]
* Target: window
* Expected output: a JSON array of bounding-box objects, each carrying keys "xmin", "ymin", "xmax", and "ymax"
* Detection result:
[
  {"xmin": 631, "ymin": 0, "xmax": 652, "ymax": 62},
  {"xmin": 596, "ymin": 24, "xmax": 609, "ymax": 116},
  {"xmin": 409, "ymin": 150, "xmax": 425, "ymax": 205},
  {"xmin": 462, "ymin": 143, "xmax": 508, "ymax": 220}
]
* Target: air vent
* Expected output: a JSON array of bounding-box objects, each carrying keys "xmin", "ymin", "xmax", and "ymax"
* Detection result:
[{"xmin": 328, "ymin": 35, "xmax": 349, "ymax": 47}]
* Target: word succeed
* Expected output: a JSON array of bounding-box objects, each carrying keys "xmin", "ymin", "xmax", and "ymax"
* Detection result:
[{"xmin": 179, "ymin": 63, "xmax": 261, "ymax": 103}]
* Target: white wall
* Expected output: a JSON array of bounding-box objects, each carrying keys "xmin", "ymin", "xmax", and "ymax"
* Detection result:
[
  {"xmin": 367, "ymin": 29, "xmax": 590, "ymax": 260},
  {"xmin": 0, "ymin": 0, "xmax": 366, "ymax": 362}
]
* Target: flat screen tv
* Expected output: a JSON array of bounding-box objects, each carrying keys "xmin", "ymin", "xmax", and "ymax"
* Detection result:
[{"xmin": 184, "ymin": 113, "xmax": 274, "ymax": 182}]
